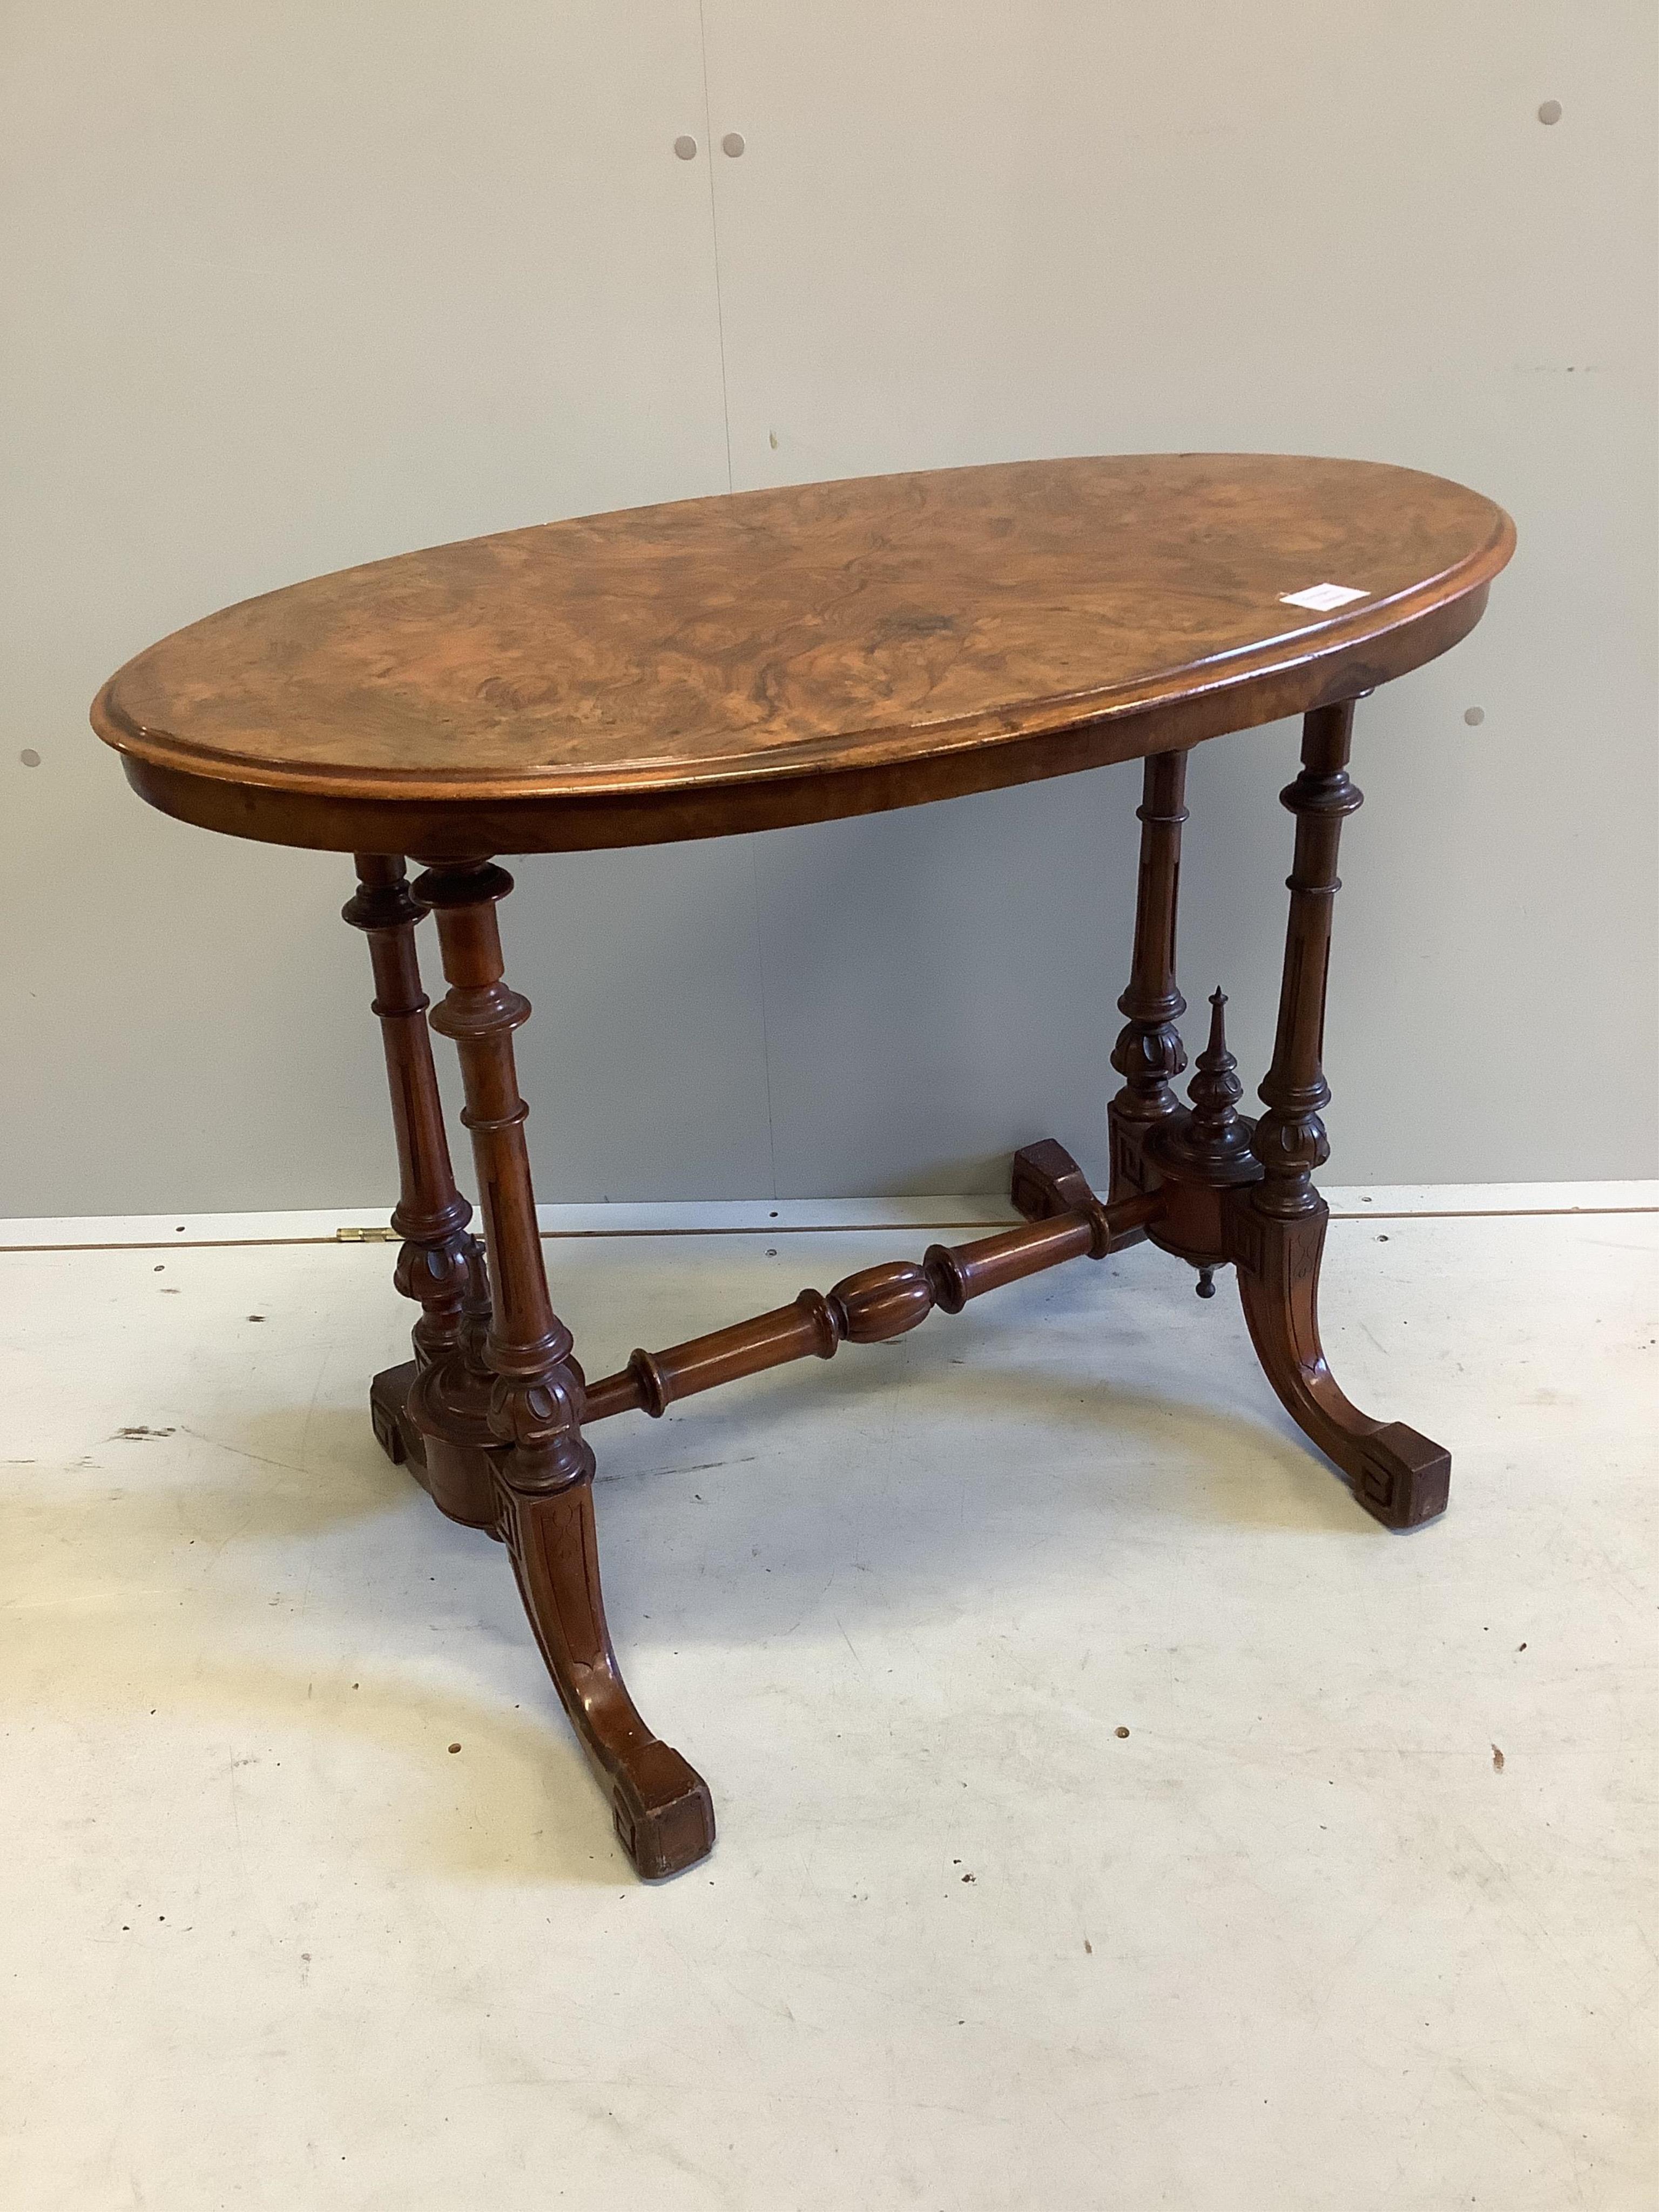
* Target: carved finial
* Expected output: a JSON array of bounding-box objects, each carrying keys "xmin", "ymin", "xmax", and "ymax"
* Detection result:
[
  {"xmin": 1143, "ymin": 976, "xmax": 1260, "ymax": 1252},
  {"xmin": 1188, "ymin": 988, "xmax": 1246, "ymax": 1142}
]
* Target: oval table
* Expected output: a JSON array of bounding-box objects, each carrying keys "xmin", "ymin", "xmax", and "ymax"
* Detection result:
[{"xmin": 93, "ymin": 454, "xmax": 1515, "ymax": 1879}]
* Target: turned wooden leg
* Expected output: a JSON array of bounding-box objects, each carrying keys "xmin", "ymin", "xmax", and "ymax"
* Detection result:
[
  {"xmin": 415, "ymin": 857, "xmax": 716, "ymax": 1879},
  {"xmin": 343, "ymin": 855, "xmax": 497, "ymax": 1528},
  {"xmin": 1109, "ymin": 750, "xmax": 1189, "ymax": 1231},
  {"xmin": 1227, "ymin": 703, "xmax": 1450, "ymax": 1530}
]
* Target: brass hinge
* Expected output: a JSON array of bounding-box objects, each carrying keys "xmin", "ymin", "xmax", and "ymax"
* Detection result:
[{"xmin": 335, "ymin": 1226, "xmax": 399, "ymax": 1243}]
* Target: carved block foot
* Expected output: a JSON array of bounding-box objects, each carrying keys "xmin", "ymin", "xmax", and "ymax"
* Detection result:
[
  {"xmin": 1010, "ymin": 1139, "xmax": 1138, "ymax": 1252},
  {"xmin": 610, "ymin": 1741, "xmax": 718, "ymax": 1881},
  {"xmin": 1228, "ymin": 1191, "xmax": 1451, "ymax": 1530},
  {"xmin": 1352, "ymin": 1423, "xmax": 1452, "ymax": 1532},
  {"xmin": 1011, "ymin": 1138, "xmax": 1097, "ymax": 1222}
]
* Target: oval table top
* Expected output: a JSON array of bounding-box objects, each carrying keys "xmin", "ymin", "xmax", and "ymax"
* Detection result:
[{"xmin": 93, "ymin": 454, "xmax": 1513, "ymax": 857}]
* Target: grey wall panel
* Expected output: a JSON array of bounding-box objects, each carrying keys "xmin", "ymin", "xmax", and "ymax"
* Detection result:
[
  {"xmin": 0, "ymin": 0, "xmax": 765, "ymax": 1215},
  {"xmin": 752, "ymin": 767, "xmax": 1143, "ymax": 1198},
  {"xmin": 708, "ymin": 0, "xmax": 1658, "ymax": 1190},
  {"xmin": 504, "ymin": 842, "xmax": 775, "ymax": 1205},
  {"xmin": 2, "ymin": 1, "xmax": 1654, "ymax": 1216}
]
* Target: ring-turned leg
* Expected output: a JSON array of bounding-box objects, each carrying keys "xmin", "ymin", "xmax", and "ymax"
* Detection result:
[
  {"xmin": 1226, "ymin": 703, "xmax": 1450, "ymax": 1529},
  {"xmin": 415, "ymin": 857, "xmax": 716, "ymax": 1878},
  {"xmin": 343, "ymin": 855, "xmax": 497, "ymax": 1528},
  {"xmin": 1109, "ymin": 750, "xmax": 1189, "ymax": 1235}
]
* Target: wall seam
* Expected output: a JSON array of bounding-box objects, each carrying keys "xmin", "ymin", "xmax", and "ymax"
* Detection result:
[{"xmin": 695, "ymin": 0, "xmax": 735, "ymax": 495}]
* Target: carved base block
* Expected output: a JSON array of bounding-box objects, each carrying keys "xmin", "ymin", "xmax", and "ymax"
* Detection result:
[
  {"xmin": 370, "ymin": 1360, "xmax": 501, "ymax": 1532},
  {"xmin": 1011, "ymin": 1138, "xmax": 1145, "ymax": 1253},
  {"xmin": 1011, "ymin": 1137, "xmax": 1098, "ymax": 1223},
  {"xmin": 610, "ymin": 1741, "xmax": 719, "ymax": 1881},
  {"xmin": 1108, "ymin": 1113, "xmax": 1151, "ymax": 1192},
  {"xmin": 369, "ymin": 1361, "xmax": 421, "ymax": 1468},
  {"xmin": 1352, "ymin": 1423, "xmax": 1452, "ymax": 1532}
]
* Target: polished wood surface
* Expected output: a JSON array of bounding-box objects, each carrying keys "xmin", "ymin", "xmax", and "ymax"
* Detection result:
[
  {"xmin": 342, "ymin": 855, "xmax": 497, "ymax": 1531},
  {"xmin": 415, "ymin": 857, "xmax": 716, "ymax": 1870},
  {"xmin": 93, "ymin": 454, "xmax": 1513, "ymax": 854},
  {"xmin": 1109, "ymin": 748, "xmax": 1190, "ymax": 1224},
  {"xmin": 579, "ymin": 1183, "xmax": 1162, "ymax": 1428},
  {"xmin": 98, "ymin": 454, "xmax": 1511, "ymax": 1878}
]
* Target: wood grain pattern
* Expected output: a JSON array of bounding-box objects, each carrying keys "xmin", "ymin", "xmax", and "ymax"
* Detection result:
[
  {"xmin": 92, "ymin": 455, "xmax": 1514, "ymax": 854},
  {"xmin": 99, "ymin": 454, "xmax": 1506, "ymax": 1874}
]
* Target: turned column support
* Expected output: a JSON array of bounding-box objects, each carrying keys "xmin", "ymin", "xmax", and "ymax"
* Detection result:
[
  {"xmin": 1225, "ymin": 702, "xmax": 1451, "ymax": 1529},
  {"xmin": 1250, "ymin": 700, "xmax": 1363, "ymax": 1218},
  {"xmin": 344, "ymin": 856, "xmax": 496, "ymax": 1516},
  {"xmin": 413, "ymin": 858, "xmax": 592, "ymax": 1498},
  {"xmin": 1111, "ymin": 750, "xmax": 1189, "ymax": 1121},
  {"xmin": 1109, "ymin": 749, "xmax": 1189, "ymax": 1217},
  {"xmin": 412, "ymin": 857, "xmax": 714, "ymax": 1877},
  {"xmin": 343, "ymin": 857, "xmax": 480, "ymax": 1363}
]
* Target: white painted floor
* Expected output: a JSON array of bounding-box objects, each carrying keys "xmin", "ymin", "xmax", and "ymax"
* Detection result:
[{"xmin": 2, "ymin": 1196, "xmax": 1655, "ymax": 2210}]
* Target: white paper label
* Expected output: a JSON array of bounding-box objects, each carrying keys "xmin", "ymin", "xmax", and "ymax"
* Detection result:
[{"xmin": 1279, "ymin": 582, "xmax": 1370, "ymax": 612}]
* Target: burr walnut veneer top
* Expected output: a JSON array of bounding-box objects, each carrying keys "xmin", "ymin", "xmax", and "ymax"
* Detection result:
[{"xmin": 93, "ymin": 454, "xmax": 1514, "ymax": 854}]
